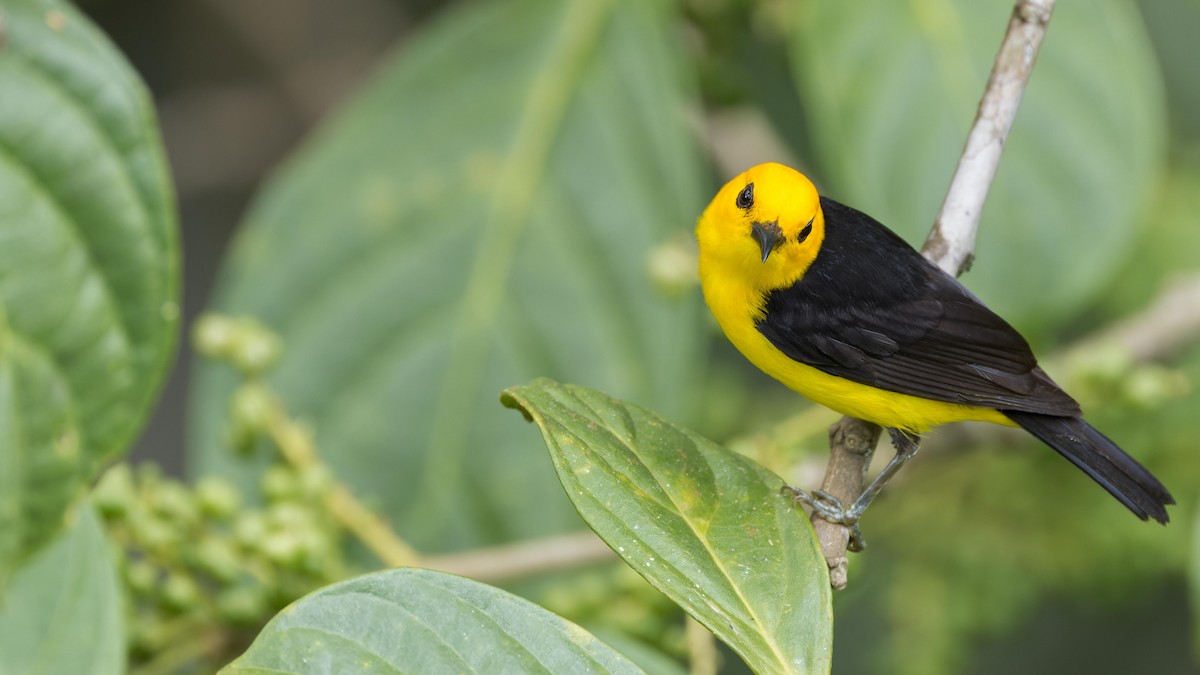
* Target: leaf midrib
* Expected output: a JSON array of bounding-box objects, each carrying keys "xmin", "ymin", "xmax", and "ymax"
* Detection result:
[
  {"xmin": 407, "ymin": 0, "xmax": 618, "ymax": 534},
  {"xmin": 563, "ymin": 389, "xmax": 796, "ymax": 674}
]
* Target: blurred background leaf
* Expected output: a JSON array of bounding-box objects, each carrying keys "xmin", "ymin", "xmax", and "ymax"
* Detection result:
[
  {"xmin": 186, "ymin": 0, "xmax": 705, "ymax": 554},
  {"xmin": 0, "ymin": 0, "xmax": 179, "ymax": 580},
  {"xmin": 0, "ymin": 503, "xmax": 125, "ymax": 675},
  {"xmin": 789, "ymin": 0, "xmax": 1165, "ymax": 339},
  {"xmin": 223, "ymin": 568, "xmax": 646, "ymax": 674}
]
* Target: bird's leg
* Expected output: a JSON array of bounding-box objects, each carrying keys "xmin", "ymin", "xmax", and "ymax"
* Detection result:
[
  {"xmin": 841, "ymin": 428, "xmax": 921, "ymax": 521},
  {"xmin": 782, "ymin": 427, "xmax": 921, "ymax": 549}
]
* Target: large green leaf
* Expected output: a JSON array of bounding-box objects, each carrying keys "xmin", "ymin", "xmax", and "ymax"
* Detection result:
[
  {"xmin": 187, "ymin": 0, "xmax": 703, "ymax": 552},
  {"xmin": 789, "ymin": 0, "xmax": 1166, "ymax": 335},
  {"xmin": 0, "ymin": 503, "xmax": 125, "ymax": 675},
  {"xmin": 222, "ymin": 568, "xmax": 646, "ymax": 674},
  {"xmin": 0, "ymin": 0, "xmax": 179, "ymax": 577},
  {"xmin": 501, "ymin": 379, "xmax": 833, "ymax": 675}
]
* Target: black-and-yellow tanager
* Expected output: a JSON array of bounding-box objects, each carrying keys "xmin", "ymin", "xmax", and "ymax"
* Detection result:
[{"xmin": 696, "ymin": 162, "xmax": 1173, "ymax": 526}]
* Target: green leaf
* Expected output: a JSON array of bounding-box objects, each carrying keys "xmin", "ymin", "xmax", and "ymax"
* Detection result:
[
  {"xmin": 222, "ymin": 568, "xmax": 646, "ymax": 674},
  {"xmin": 0, "ymin": 503, "xmax": 125, "ymax": 675},
  {"xmin": 0, "ymin": 0, "xmax": 180, "ymax": 577},
  {"xmin": 187, "ymin": 0, "xmax": 703, "ymax": 553},
  {"xmin": 790, "ymin": 0, "xmax": 1166, "ymax": 336},
  {"xmin": 501, "ymin": 379, "xmax": 833, "ymax": 675}
]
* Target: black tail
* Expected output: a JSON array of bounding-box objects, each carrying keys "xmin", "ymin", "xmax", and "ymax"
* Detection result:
[{"xmin": 1004, "ymin": 411, "xmax": 1174, "ymax": 524}]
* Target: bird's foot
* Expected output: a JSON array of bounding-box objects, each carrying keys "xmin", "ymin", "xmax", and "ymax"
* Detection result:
[{"xmin": 780, "ymin": 485, "xmax": 867, "ymax": 551}]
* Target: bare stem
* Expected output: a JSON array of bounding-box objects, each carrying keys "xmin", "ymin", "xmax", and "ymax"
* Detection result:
[
  {"xmin": 263, "ymin": 392, "xmax": 422, "ymax": 568},
  {"xmin": 922, "ymin": 0, "xmax": 1056, "ymax": 277},
  {"xmin": 811, "ymin": 0, "xmax": 1057, "ymax": 588},
  {"xmin": 422, "ymin": 531, "xmax": 615, "ymax": 583},
  {"xmin": 1072, "ymin": 274, "xmax": 1200, "ymax": 363}
]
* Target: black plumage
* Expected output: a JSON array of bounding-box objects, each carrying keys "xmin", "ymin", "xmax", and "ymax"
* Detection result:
[{"xmin": 755, "ymin": 197, "xmax": 1173, "ymax": 523}]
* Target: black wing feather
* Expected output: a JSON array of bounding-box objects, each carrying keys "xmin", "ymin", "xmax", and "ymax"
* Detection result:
[{"xmin": 756, "ymin": 197, "xmax": 1080, "ymax": 416}]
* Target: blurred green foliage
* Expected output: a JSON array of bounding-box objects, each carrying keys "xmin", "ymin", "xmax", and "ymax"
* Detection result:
[
  {"xmin": 2, "ymin": 0, "xmax": 1198, "ymax": 671},
  {"xmin": 183, "ymin": 0, "xmax": 1199, "ymax": 671}
]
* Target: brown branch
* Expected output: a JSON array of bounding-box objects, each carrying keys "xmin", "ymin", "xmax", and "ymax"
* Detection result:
[
  {"xmin": 810, "ymin": 0, "xmax": 1057, "ymax": 588},
  {"xmin": 422, "ymin": 531, "xmax": 615, "ymax": 583},
  {"xmin": 922, "ymin": 0, "xmax": 1056, "ymax": 276},
  {"xmin": 1071, "ymin": 274, "xmax": 1200, "ymax": 363},
  {"xmin": 809, "ymin": 421, "xmax": 882, "ymax": 589}
]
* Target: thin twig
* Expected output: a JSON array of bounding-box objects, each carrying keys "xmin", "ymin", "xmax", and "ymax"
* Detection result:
[
  {"xmin": 263, "ymin": 393, "xmax": 422, "ymax": 568},
  {"xmin": 809, "ymin": 421, "xmax": 881, "ymax": 589},
  {"xmin": 922, "ymin": 0, "xmax": 1056, "ymax": 276},
  {"xmin": 422, "ymin": 531, "xmax": 615, "ymax": 582},
  {"xmin": 1072, "ymin": 274, "xmax": 1200, "ymax": 363},
  {"xmin": 811, "ymin": 0, "xmax": 1057, "ymax": 588}
]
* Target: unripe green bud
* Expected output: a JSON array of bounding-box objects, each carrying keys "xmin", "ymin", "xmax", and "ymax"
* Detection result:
[
  {"xmin": 193, "ymin": 314, "xmax": 240, "ymax": 360},
  {"xmin": 124, "ymin": 558, "xmax": 159, "ymax": 595},
  {"xmin": 296, "ymin": 464, "xmax": 333, "ymax": 499},
  {"xmin": 647, "ymin": 239, "xmax": 699, "ymax": 298},
  {"xmin": 152, "ymin": 480, "xmax": 199, "ymax": 527},
  {"xmin": 131, "ymin": 510, "xmax": 180, "ymax": 556},
  {"xmin": 267, "ymin": 502, "xmax": 314, "ymax": 531},
  {"xmin": 160, "ymin": 573, "xmax": 201, "ymax": 612},
  {"xmin": 93, "ymin": 464, "xmax": 136, "ymax": 519},
  {"xmin": 261, "ymin": 465, "xmax": 299, "ymax": 503},
  {"xmin": 188, "ymin": 535, "xmax": 242, "ymax": 583},
  {"xmin": 260, "ymin": 530, "xmax": 303, "ymax": 565},
  {"xmin": 234, "ymin": 511, "xmax": 268, "ymax": 549},
  {"xmin": 231, "ymin": 383, "xmax": 274, "ymax": 436},
  {"xmin": 231, "ymin": 321, "xmax": 283, "ymax": 376},
  {"xmin": 196, "ymin": 476, "xmax": 242, "ymax": 520}
]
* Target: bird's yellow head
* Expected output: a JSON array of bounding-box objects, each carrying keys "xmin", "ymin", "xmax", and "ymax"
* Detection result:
[{"xmin": 695, "ymin": 162, "xmax": 825, "ymax": 293}]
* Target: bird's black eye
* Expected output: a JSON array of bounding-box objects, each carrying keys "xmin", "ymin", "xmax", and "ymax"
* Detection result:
[
  {"xmin": 797, "ymin": 218, "xmax": 813, "ymax": 243},
  {"xmin": 736, "ymin": 183, "xmax": 754, "ymax": 210}
]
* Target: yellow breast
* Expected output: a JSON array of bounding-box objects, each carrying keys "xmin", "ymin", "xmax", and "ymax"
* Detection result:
[{"xmin": 700, "ymin": 273, "xmax": 1012, "ymax": 433}]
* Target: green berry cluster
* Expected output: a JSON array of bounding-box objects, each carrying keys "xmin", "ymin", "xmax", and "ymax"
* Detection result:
[
  {"xmin": 193, "ymin": 314, "xmax": 282, "ymax": 377},
  {"xmin": 94, "ymin": 460, "xmax": 347, "ymax": 669}
]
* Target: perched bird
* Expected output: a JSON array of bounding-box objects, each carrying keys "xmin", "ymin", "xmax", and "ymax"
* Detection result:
[{"xmin": 696, "ymin": 162, "xmax": 1173, "ymax": 527}]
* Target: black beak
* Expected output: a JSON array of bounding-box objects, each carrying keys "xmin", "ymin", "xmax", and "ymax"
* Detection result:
[{"xmin": 751, "ymin": 221, "xmax": 785, "ymax": 263}]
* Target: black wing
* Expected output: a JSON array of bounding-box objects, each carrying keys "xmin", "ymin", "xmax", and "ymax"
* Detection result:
[{"xmin": 755, "ymin": 197, "xmax": 1080, "ymax": 416}]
